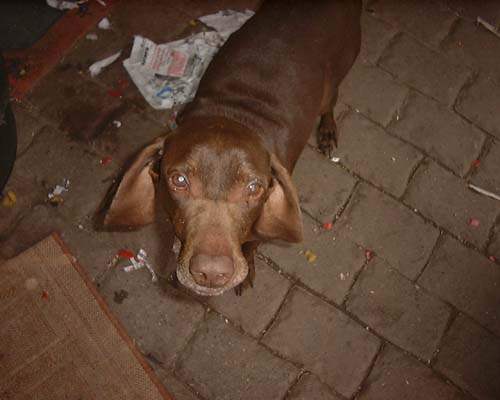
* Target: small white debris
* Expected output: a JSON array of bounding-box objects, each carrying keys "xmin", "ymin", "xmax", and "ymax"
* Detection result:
[
  {"xmin": 468, "ymin": 183, "xmax": 500, "ymax": 202},
  {"xmin": 391, "ymin": 156, "xmax": 396, "ymax": 162},
  {"xmin": 330, "ymin": 156, "xmax": 341, "ymax": 163},
  {"xmin": 86, "ymin": 33, "xmax": 98, "ymax": 41},
  {"xmin": 96, "ymin": 0, "xmax": 106, "ymax": 5},
  {"xmin": 123, "ymin": 249, "xmax": 158, "ymax": 282},
  {"xmin": 112, "ymin": 120, "xmax": 122, "ymax": 128},
  {"xmin": 89, "ymin": 50, "xmax": 122, "ymax": 77},
  {"xmin": 477, "ymin": 16, "xmax": 500, "ymax": 39},
  {"xmin": 369, "ymin": 290, "xmax": 375, "ymax": 294},
  {"xmin": 340, "ymin": 272, "xmax": 346, "ymax": 281},
  {"xmin": 98, "ymin": 17, "xmax": 111, "ymax": 30},
  {"xmin": 78, "ymin": 224, "xmax": 84, "ymax": 230},
  {"xmin": 46, "ymin": 0, "xmax": 82, "ymax": 10},
  {"xmin": 354, "ymin": 108, "xmax": 360, "ymax": 113},
  {"xmin": 396, "ymin": 114, "xmax": 400, "ymax": 121}
]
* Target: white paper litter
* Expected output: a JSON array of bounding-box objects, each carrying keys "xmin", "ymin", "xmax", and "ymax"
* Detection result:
[
  {"xmin": 46, "ymin": 0, "xmax": 84, "ymax": 10},
  {"xmin": 89, "ymin": 50, "xmax": 121, "ymax": 77},
  {"xmin": 123, "ymin": 249, "xmax": 158, "ymax": 282},
  {"xmin": 123, "ymin": 9, "xmax": 254, "ymax": 109},
  {"xmin": 48, "ymin": 178, "xmax": 70, "ymax": 199},
  {"xmin": 86, "ymin": 33, "xmax": 98, "ymax": 41},
  {"xmin": 98, "ymin": 17, "xmax": 111, "ymax": 30},
  {"xmin": 469, "ymin": 183, "xmax": 500, "ymax": 201}
]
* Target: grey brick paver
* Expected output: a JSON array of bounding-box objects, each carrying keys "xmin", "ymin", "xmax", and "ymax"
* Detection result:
[
  {"xmin": 358, "ymin": 13, "xmax": 397, "ymax": 65},
  {"xmin": 347, "ymin": 257, "xmax": 451, "ymax": 360},
  {"xmin": 338, "ymin": 184, "xmax": 439, "ymax": 280},
  {"xmin": 358, "ymin": 344, "xmax": 473, "ymax": 400},
  {"xmin": 176, "ymin": 314, "xmax": 298, "ymax": 400},
  {"xmin": 418, "ymin": 236, "xmax": 500, "ymax": 336},
  {"xmin": 405, "ymin": 161, "xmax": 500, "ymax": 248},
  {"xmin": 378, "ymin": 34, "xmax": 471, "ymax": 105},
  {"xmin": 456, "ymin": 76, "xmax": 500, "ymax": 139},
  {"xmin": 332, "ymin": 112, "xmax": 422, "ymax": 196},
  {"xmin": 488, "ymin": 226, "xmax": 500, "ymax": 260},
  {"xmin": 388, "ymin": 91, "xmax": 485, "ymax": 176},
  {"xmin": 368, "ymin": 0, "xmax": 456, "ymax": 47},
  {"xmin": 261, "ymin": 212, "xmax": 365, "ymax": 305},
  {"xmin": 293, "ymin": 146, "xmax": 356, "ymax": 221},
  {"xmin": 206, "ymin": 258, "xmax": 292, "ymax": 337},
  {"xmin": 263, "ymin": 287, "xmax": 380, "ymax": 399},
  {"xmin": 442, "ymin": 19, "xmax": 500, "ymax": 81},
  {"xmin": 287, "ymin": 374, "xmax": 341, "ymax": 400},
  {"xmin": 157, "ymin": 372, "xmax": 201, "ymax": 400},
  {"xmin": 339, "ymin": 63, "xmax": 409, "ymax": 127},
  {"xmin": 435, "ymin": 314, "xmax": 500, "ymax": 400},
  {"xmin": 471, "ymin": 139, "xmax": 500, "ymax": 195}
]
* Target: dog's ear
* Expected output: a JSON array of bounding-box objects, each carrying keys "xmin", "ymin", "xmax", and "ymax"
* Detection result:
[
  {"xmin": 103, "ymin": 135, "xmax": 166, "ymax": 227},
  {"xmin": 254, "ymin": 154, "xmax": 303, "ymax": 242}
]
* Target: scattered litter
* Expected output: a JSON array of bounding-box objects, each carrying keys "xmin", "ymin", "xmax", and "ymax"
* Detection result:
[
  {"xmin": 304, "ymin": 249, "xmax": 317, "ymax": 263},
  {"xmin": 489, "ymin": 255, "xmax": 497, "ymax": 262},
  {"xmin": 322, "ymin": 221, "xmax": 334, "ymax": 230},
  {"xmin": 365, "ymin": 249, "xmax": 374, "ymax": 261},
  {"xmin": 477, "ymin": 16, "xmax": 500, "ymax": 39},
  {"xmin": 89, "ymin": 50, "xmax": 121, "ymax": 77},
  {"xmin": 48, "ymin": 179, "xmax": 70, "ymax": 205},
  {"xmin": 96, "ymin": 0, "xmax": 106, "ymax": 6},
  {"xmin": 108, "ymin": 79, "xmax": 126, "ymax": 97},
  {"xmin": 112, "ymin": 120, "xmax": 122, "ymax": 128},
  {"xmin": 117, "ymin": 249, "xmax": 134, "ymax": 258},
  {"xmin": 98, "ymin": 17, "xmax": 111, "ymax": 30},
  {"xmin": 471, "ymin": 159, "xmax": 480, "ymax": 167},
  {"xmin": 340, "ymin": 272, "xmax": 349, "ymax": 281},
  {"xmin": 391, "ymin": 156, "xmax": 396, "ymax": 162},
  {"xmin": 46, "ymin": 0, "xmax": 84, "ymax": 10},
  {"xmin": 354, "ymin": 108, "xmax": 360, "ymax": 113},
  {"xmin": 78, "ymin": 224, "xmax": 84, "ymax": 229},
  {"xmin": 40, "ymin": 291, "xmax": 49, "ymax": 299},
  {"xmin": 396, "ymin": 114, "xmax": 400, "ymax": 121},
  {"xmin": 369, "ymin": 290, "xmax": 375, "ymax": 294},
  {"xmin": 123, "ymin": 10, "xmax": 254, "ymax": 109},
  {"xmin": 1, "ymin": 190, "xmax": 16, "ymax": 207},
  {"xmin": 100, "ymin": 155, "xmax": 111, "ymax": 165},
  {"xmin": 93, "ymin": 253, "xmax": 120, "ymax": 284},
  {"xmin": 330, "ymin": 156, "xmax": 340, "ymax": 163},
  {"xmin": 467, "ymin": 218, "xmax": 481, "ymax": 227},
  {"xmin": 468, "ymin": 183, "xmax": 500, "ymax": 202},
  {"xmin": 123, "ymin": 249, "xmax": 158, "ymax": 282},
  {"xmin": 86, "ymin": 33, "xmax": 98, "ymax": 41}
]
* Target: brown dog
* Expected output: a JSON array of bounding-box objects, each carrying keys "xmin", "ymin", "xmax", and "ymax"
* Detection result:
[{"xmin": 104, "ymin": 0, "xmax": 361, "ymax": 296}]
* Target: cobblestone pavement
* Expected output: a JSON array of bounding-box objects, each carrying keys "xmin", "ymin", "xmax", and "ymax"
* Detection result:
[{"xmin": 1, "ymin": 1, "xmax": 500, "ymax": 399}]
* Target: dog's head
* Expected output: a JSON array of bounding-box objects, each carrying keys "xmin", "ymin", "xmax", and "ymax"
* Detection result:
[{"xmin": 104, "ymin": 118, "xmax": 302, "ymax": 295}]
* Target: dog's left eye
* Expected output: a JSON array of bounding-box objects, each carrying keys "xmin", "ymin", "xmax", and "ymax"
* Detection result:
[{"xmin": 246, "ymin": 181, "xmax": 262, "ymax": 197}]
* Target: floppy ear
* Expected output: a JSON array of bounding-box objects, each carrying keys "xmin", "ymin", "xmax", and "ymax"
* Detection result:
[
  {"xmin": 254, "ymin": 154, "xmax": 303, "ymax": 242},
  {"xmin": 104, "ymin": 136, "xmax": 166, "ymax": 227}
]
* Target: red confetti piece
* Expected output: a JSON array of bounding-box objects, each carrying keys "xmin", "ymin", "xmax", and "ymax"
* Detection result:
[
  {"xmin": 322, "ymin": 221, "xmax": 334, "ymax": 230},
  {"xmin": 365, "ymin": 249, "xmax": 374, "ymax": 261},
  {"xmin": 100, "ymin": 155, "xmax": 111, "ymax": 165},
  {"xmin": 41, "ymin": 291, "xmax": 49, "ymax": 299},
  {"xmin": 467, "ymin": 218, "xmax": 480, "ymax": 227},
  {"xmin": 471, "ymin": 159, "xmax": 480, "ymax": 167},
  {"xmin": 117, "ymin": 249, "xmax": 134, "ymax": 258},
  {"xmin": 489, "ymin": 255, "xmax": 497, "ymax": 262}
]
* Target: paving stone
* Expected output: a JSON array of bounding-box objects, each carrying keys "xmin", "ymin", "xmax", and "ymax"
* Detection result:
[
  {"xmin": 488, "ymin": 225, "xmax": 500, "ymax": 260},
  {"xmin": 338, "ymin": 184, "xmax": 439, "ymax": 280},
  {"xmin": 176, "ymin": 314, "xmax": 298, "ymax": 400},
  {"xmin": 263, "ymin": 288, "xmax": 380, "ymax": 398},
  {"xmin": 287, "ymin": 374, "xmax": 341, "ymax": 400},
  {"xmin": 157, "ymin": 371, "xmax": 201, "ymax": 400},
  {"xmin": 442, "ymin": 19, "xmax": 500, "ymax": 81},
  {"xmin": 293, "ymin": 146, "xmax": 356, "ymax": 221},
  {"xmin": 472, "ymin": 139, "xmax": 500, "ymax": 194},
  {"xmin": 435, "ymin": 314, "xmax": 500, "ymax": 400},
  {"xmin": 446, "ymin": 0, "xmax": 500, "ymax": 30},
  {"xmin": 359, "ymin": 13, "xmax": 397, "ymax": 65},
  {"xmin": 347, "ymin": 257, "xmax": 451, "ymax": 360},
  {"xmin": 11, "ymin": 102, "xmax": 47, "ymax": 156},
  {"xmin": 388, "ymin": 91, "xmax": 485, "ymax": 176},
  {"xmin": 378, "ymin": 34, "xmax": 471, "ymax": 105},
  {"xmin": 368, "ymin": 0, "xmax": 456, "ymax": 46},
  {"xmin": 99, "ymin": 267, "xmax": 204, "ymax": 368},
  {"xmin": 262, "ymin": 212, "xmax": 365, "ymax": 304},
  {"xmin": 206, "ymin": 258, "xmax": 291, "ymax": 337},
  {"xmin": 339, "ymin": 63, "xmax": 409, "ymax": 127},
  {"xmin": 456, "ymin": 76, "xmax": 500, "ymax": 139},
  {"xmin": 418, "ymin": 236, "xmax": 500, "ymax": 336},
  {"xmin": 359, "ymin": 344, "xmax": 473, "ymax": 400},
  {"xmin": 405, "ymin": 161, "xmax": 500, "ymax": 248},
  {"xmin": 332, "ymin": 112, "xmax": 422, "ymax": 196}
]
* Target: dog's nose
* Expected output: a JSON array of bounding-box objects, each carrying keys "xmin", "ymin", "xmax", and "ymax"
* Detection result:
[{"xmin": 189, "ymin": 254, "xmax": 234, "ymax": 288}]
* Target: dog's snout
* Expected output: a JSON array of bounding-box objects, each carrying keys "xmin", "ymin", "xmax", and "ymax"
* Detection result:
[{"xmin": 189, "ymin": 254, "xmax": 234, "ymax": 288}]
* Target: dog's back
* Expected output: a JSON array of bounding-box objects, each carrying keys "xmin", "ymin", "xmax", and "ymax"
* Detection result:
[{"xmin": 181, "ymin": 0, "xmax": 362, "ymax": 169}]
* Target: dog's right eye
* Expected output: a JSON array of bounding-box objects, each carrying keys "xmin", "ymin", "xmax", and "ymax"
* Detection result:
[{"xmin": 170, "ymin": 174, "xmax": 189, "ymax": 191}]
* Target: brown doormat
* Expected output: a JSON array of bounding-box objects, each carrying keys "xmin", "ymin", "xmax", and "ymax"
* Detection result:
[{"xmin": 0, "ymin": 233, "xmax": 173, "ymax": 400}]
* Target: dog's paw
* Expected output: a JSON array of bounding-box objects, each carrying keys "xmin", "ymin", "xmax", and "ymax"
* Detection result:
[{"xmin": 317, "ymin": 113, "xmax": 338, "ymax": 157}]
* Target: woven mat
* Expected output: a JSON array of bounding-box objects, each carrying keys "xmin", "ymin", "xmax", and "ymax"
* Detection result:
[{"xmin": 0, "ymin": 233, "xmax": 172, "ymax": 400}]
